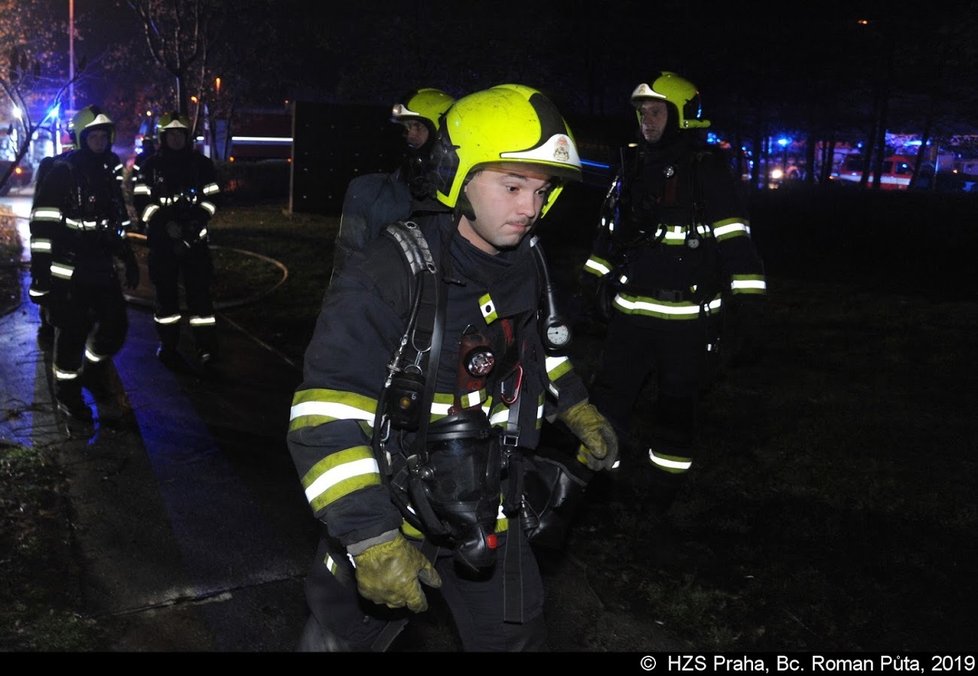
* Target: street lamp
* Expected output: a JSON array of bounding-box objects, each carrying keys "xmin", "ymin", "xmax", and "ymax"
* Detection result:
[{"xmin": 68, "ymin": 0, "xmax": 74, "ymax": 116}]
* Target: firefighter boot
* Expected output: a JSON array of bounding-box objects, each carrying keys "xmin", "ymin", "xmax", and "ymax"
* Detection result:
[
  {"xmin": 83, "ymin": 360, "xmax": 125, "ymax": 423},
  {"xmin": 55, "ymin": 379, "xmax": 93, "ymax": 424}
]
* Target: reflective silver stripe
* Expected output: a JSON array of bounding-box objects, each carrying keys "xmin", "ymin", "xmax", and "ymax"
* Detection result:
[
  {"xmin": 614, "ymin": 293, "xmax": 722, "ymax": 318},
  {"xmin": 200, "ymin": 201, "xmax": 217, "ymax": 215},
  {"xmin": 713, "ymin": 221, "xmax": 749, "ymax": 239},
  {"xmin": 289, "ymin": 400, "xmax": 375, "ymax": 424},
  {"xmin": 141, "ymin": 204, "xmax": 160, "ymax": 221},
  {"xmin": 430, "ymin": 400, "xmax": 453, "ymax": 416},
  {"xmin": 120, "ymin": 219, "xmax": 132, "ymax": 228},
  {"xmin": 154, "ymin": 314, "xmax": 182, "ymax": 325},
  {"xmin": 53, "ymin": 367, "xmax": 79, "ymax": 380},
  {"xmin": 85, "ymin": 347, "xmax": 108, "ymax": 363},
  {"xmin": 29, "ymin": 288, "xmax": 48, "ymax": 298},
  {"xmin": 31, "ymin": 207, "xmax": 63, "ymax": 222},
  {"xmin": 649, "ymin": 449, "xmax": 693, "ymax": 472},
  {"xmin": 113, "ymin": 163, "xmax": 125, "ymax": 173},
  {"xmin": 189, "ymin": 315, "xmax": 216, "ymax": 326},
  {"xmin": 545, "ymin": 355, "xmax": 569, "ymax": 375},
  {"xmin": 64, "ymin": 218, "xmax": 108, "ymax": 231},
  {"xmin": 50, "ymin": 263, "xmax": 74, "ymax": 279},
  {"xmin": 489, "ymin": 408, "xmax": 509, "ymax": 426},
  {"xmin": 202, "ymin": 182, "xmax": 220, "ymax": 195},
  {"xmin": 584, "ymin": 257, "xmax": 611, "ymax": 276},
  {"xmin": 30, "ymin": 238, "xmax": 52, "ymax": 252},
  {"xmin": 304, "ymin": 457, "xmax": 380, "ymax": 504},
  {"xmin": 199, "ymin": 228, "xmax": 208, "ymax": 238},
  {"xmin": 731, "ymin": 278, "xmax": 767, "ymax": 292},
  {"xmin": 460, "ymin": 390, "xmax": 486, "ymax": 408}
]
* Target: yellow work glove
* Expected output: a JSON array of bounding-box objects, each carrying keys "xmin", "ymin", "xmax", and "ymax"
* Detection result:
[
  {"xmin": 351, "ymin": 531, "xmax": 441, "ymax": 613},
  {"xmin": 557, "ymin": 399, "xmax": 619, "ymax": 472}
]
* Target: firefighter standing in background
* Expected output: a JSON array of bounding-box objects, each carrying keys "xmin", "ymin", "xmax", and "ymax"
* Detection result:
[
  {"xmin": 28, "ymin": 105, "xmax": 139, "ymax": 423},
  {"xmin": 290, "ymin": 85, "xmax": 617, "ymax": 651},
  {"xmin": 132, "ymin": 112, "xmax": 221, "ymax": 369},
  {"xmin": 581, "ymin": 72, "xmax": 767, "ymax": 513},
  {"xmin": 31, "ymin": 118, "xmax": 78, "ymax": 351},
  {"xmin": 331, "ymin": 88, "xmax": 455, "ymax": 281}
]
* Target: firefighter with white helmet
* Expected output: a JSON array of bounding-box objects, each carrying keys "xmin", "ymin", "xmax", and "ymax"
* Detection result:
[
  {"xmin": 581, "ymin": 71, "xmax": 767, "ymax": 513},
  {"xmin": 290, "ymin": 84, "xmax": 616, "ymax": 651},
  {"xmin": 132, "ymin": 111, "xmax": 221, "ymax": 370},
  {"xmin": 28, "ymin": 104, "xmax": 139, "ymax": 424}
]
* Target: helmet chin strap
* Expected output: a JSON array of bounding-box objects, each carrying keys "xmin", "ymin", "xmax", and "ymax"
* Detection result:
[{"xmin": 456, "ymin": 177, "xmax": 477, "ymax": 222}]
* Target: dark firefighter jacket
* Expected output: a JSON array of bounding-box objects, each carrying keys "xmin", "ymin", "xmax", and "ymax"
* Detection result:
[
  {"xmin": 132, "ymin": 147, "xmax": 220, "ymax": 249},
  {"xmin": 583, "ymin": 135, "xmax": 767, "ymax": 321},
  {"xmin": 287, "ymin": 213, "xmax": 588, "ymax": 549},
  {"xmin": 29, "ymin": 147, "xmax": 134, "ymax": 301}
]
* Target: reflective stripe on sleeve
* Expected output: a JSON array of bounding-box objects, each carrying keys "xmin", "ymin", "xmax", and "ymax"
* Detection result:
[{"xmin": 302, "ymin": 446, "xmax": 381, "ymax": 512}]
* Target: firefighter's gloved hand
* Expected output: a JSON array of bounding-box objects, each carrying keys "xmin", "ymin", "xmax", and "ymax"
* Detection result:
[
  {"xmin": 558, "ymin": 400, "xmax": 619, "ymax": 472},
  {"xmin": 350, "ymin": 531, "xmax": 441, "ymax": 613}
]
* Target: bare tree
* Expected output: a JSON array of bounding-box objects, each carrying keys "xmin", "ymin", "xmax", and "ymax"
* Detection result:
[
  {"xmin": 126, "ymin": 0, "xmax": 220, "ymax": 115},
  {"xmin": 0, "ymin": 0, "xmax": 67, "ymax": 194}
]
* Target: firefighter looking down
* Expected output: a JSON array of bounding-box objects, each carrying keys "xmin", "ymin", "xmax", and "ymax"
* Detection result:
[{"xmin": 289, "ymin": 84, "xmax": 617, "ymax": 651}]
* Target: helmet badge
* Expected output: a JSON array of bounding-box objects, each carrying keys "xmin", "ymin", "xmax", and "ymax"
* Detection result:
[
  {"xmin": 553, "ymin": 135, "xmax": 571, "ymax": 163},
  {"xmin": 663, "ymin": 165, "xmax": 676, "ymax": 178}
]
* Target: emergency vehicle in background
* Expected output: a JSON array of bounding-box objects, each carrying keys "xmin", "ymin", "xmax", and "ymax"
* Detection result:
[{"xmin": 833, "ymin": 153, "xmax": 914, "ymax": 190}]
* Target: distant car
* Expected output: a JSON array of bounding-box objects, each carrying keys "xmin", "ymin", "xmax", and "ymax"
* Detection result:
[{"xmin": 0, "ymin": 156, "xmax": 33, "ymax": 196}]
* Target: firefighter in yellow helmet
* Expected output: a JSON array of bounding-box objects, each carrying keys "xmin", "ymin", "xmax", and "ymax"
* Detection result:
[
  {"xmin": 28, "ymin": 104, "xmax": 139, "ymax": 425},
  {"xmin": 131, "ymin": 111, "xmax": 221, "ymax": 370},
  {"xmin": 331, "ymin": 88, "xmax": 456, "ymax": 282},
  {"xmin": 290, "ymin": 84, "xmax": 616, "ymax": 651},
  {"xmin": 581, "ymin": 71, "xmax": 768, "ymax": 513}
]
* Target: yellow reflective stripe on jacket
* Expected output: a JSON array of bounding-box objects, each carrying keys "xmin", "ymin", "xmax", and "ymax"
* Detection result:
[
  {"xmin": 202, "ymin": 182, "xmax": 220, "ymax": 195},
  {"xmin": 302, "ymin": 445, "xmax": 381, "ymax": 513},
  {"xmin": 713, "ymin": 218, "xmax": 751, "ymax": 241},
  {"xmin": 614, "ymin": 292, "xmax": 722, "ymax": 319},
  {"xmin": 289, "ymin": 388, "xmax": 377, "ymax": 432},
  {"xmin": 652, "ymin": 224, "xmax": 713, "ymax": 246},
  {"xmin": 730, "ymin": 274, "xmax": 767, "ymax": 295},
  {"xmin": 133, "ymin": 184, "xmax": 152, "ymax": 196},
  {"xmin": 546, "ymin": 355, "xmax": 571, "ymax": 382},
  {"xmin": 584, "ymin": 255, "xmax": 612, "ymax": 278}
]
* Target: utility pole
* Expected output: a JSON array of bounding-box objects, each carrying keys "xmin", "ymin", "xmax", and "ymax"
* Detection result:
[{"xmin": 68, "ymin": 0, "xmax": 75, "ymax": 116}]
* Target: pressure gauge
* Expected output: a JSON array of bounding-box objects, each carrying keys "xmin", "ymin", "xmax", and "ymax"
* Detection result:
[{"xmin": 544, "ymin": 320, "xmax": 572, "ymax": 351}]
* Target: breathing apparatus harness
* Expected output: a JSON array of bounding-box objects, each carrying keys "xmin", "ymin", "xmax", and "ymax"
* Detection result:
[
  {"xmin": 604, "ymin": 143, "xmax": 721, "ymax": 310},
  {"xmin": 371, "ymin": 221, "xmax": 566, "ymax": 588}
]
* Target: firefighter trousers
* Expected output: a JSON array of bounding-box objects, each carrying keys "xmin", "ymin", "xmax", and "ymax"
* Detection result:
[
  {"xmin": 148, "ymin": 242, "xmax": 217, "ymax": 354},
  {"xmin": 590, "ymin": 311, "xmax": 721, "ymax": 479}
]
